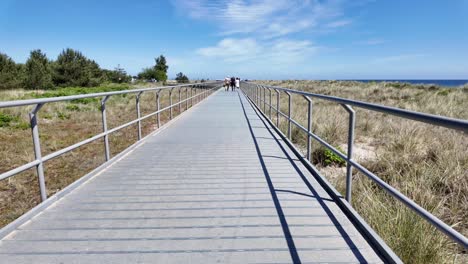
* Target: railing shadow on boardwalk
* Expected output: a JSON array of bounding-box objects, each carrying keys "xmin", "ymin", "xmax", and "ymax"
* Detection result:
[{"xmin": 237, "ymin": 92, "xmax": 369, "ymax": 263}]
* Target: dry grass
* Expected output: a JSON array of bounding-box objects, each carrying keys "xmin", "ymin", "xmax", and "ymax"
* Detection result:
[
  {"xmin": 255, "ymin": 80, "xmax": 467, "ymax": 264},
  {"xmin": 0, "ymin": 85, "xmax": 210, "ymax": 228}
]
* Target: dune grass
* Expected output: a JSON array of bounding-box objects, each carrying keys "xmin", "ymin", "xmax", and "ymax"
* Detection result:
[
  {"xmin": 0, "ymin": 84, "xmax": 209, "ymax": 228},
  {"xmin": 255, "ymin": 80, "xmax": 467, "ymax": 263}
]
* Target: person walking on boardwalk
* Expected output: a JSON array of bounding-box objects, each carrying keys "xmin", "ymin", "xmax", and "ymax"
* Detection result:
[
  {"xmin": 230, "ymin": 76, "xmax": 236, "ymax": 91},
  {"xmin": 235, "ymin": 77, "xmax": 240, "ymax": 90},
  {"xmin": 224, "ymin": 77, "xmax": 230, "ymax": 91}
]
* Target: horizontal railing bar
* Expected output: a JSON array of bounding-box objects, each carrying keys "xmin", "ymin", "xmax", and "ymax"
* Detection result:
[
  {"xmin": 42, "ymin": 133, "xmax": 107, "ymax": 162},
  {"xmin": 0, "ymin": 87, "xmax": 218, "ymax": 182},
  {"xmin": 245, "ymin": 83, "xmax": 468, "ymax": 248},
  {"xmin": 0, "ymin": 82, "xmax": 221, "ymax": 109},
  {"xmin": 349, "ymin": 159, "xmax": 468, "ymax": 247},
  {"xmin": 249, "ymin": 82, "xmax": 468, "ymax": 132},
  {"xmin": 0, "ymin": 160, "xmax": 40, "ymax": 181},
  {"xmin": 46, "ymin": 87, "xmax": 214, "ymax": 160}
]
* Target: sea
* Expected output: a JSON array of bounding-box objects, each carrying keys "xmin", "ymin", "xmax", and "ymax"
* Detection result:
[{"xmin": 350, "ymin": 80, "xmax": 468, "ymax": 87}]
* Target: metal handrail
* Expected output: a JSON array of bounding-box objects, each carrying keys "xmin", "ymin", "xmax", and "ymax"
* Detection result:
[
  {"xmin": 241, "ymin": 81, "xmax": 468, "ymax": 249},
  {"xmin": 0, "ymin": 82, "xmax": 222, "ymax": 202}
]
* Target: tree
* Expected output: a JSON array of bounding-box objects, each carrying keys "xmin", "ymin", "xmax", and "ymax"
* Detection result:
[
  {"xmin": 154, "ymin": 55, "xmax": 168, "ymax": 83},
  {"xmin": 53, "ymin": 48, "xmax": 104, "ymax": 87},
  {"xmin": 137, "ymin": 67, "xmax": 157, "ymax": 80},
  {"xmin": 23, "ymin": 49, "xmax": 54, "ymax": 90},
  {"xmin": 175, "ymin": 72, "xmax": 189, "ymax": 83},
  {"xmin": 110, "ymin": 64, "xmax": 131, "ymax": 83},
  {"xmin": 0, "ymin": 53, "xmax": 21, "ymax": 89}
]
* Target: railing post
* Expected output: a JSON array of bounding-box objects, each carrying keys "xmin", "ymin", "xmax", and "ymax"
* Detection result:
[
  {"xmin": 263, "ymin": 86, "xmax": 266, "ymax": 113},
  {"xmin": 259, "ymin": 86, "xmax": 262, "ymax": 109},
  {"xmin": 178, "ymin": 87, "xmax": 182, "ymax": 113},
  {"xmin": 256, "ymin": 85, "xmax": 259, "ymax": 105},
  {"xmin": 136, "ymin": 92, "xmax": 143, "ymax": 141},
  {"xmin": 275, "ymin": 89, "xmax": 280, "ymax": 127},
  {"xmin": 156, "ymin": 91, "xmax": 161, "ymax": 128},
  {"xmin": 268, "ymin": 88, "xmax": 272, "ymax": 119},
  {"xmin": 186, "ymin": 87, "xmax": 189, "ymax": 110},
  {"xmin": 29, "ymin": 103, "xmax": 47, "ymax": 201},
  {"xmin": 341, "ymin": 104, "xmax": 356, "ymax": 203},
  {"xmin": 285, "ymin": 91, "xmax": 292, "ymax": 140},
  {"xmin": 190, "ymin": 86, "xmax": 193, "ymax": 107},
  {"xmin": 169, "ymin": 88, "xmax": 174, "ymax": 120},
  {"xmin": 303, "ymin": 95, "xmax": 312, "ymax": 161},
  {"xmin": 101, "ymin": 96, "xmax": 111, "ymax": 161}
]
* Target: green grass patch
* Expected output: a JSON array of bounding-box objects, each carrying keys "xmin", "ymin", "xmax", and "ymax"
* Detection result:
[
  {"xmin": 65, "ymin": 104, "xmax": 81, "ymax": 111},
  {"xmin": 57, "ymin": 111, "xmax": 71, "ymax": 120},
  {"xmin": 0, "ymin": 112, "xmax": 17, "ymax": 127},
  {"xmin": 0, "ymin": 112, "xmax": 29, "ymax": 129},
  {"xmin": 23, "ymin": 83, "xmax": 130, "ymax": 102}
]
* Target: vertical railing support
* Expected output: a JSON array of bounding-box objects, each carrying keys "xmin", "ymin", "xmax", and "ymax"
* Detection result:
[
  {"xmin": 341, "ymin": 104, "xmax": 356, "ymax": 203},
  {"xmin": 156, "ymin": 91, "xmax": 161, "ymax": 128},
  {"xmin": 186, "ymin": 87, "xmax": 189, "ymax": 110},
  {"xmin": 178, "ymin": 87, "xmax": 182, "ymax": 113},
  {"xmin": 190, "ymin": 86, "xmax": 193, "ymax": 107},
  {"xmin": 263, "ymin": 86, "xmax": 266, "ymax": 113},
  {"xmin": 275, "ymin": 89, "xmax": 280, "ymax": 127},
  {"xmin": 136, "ymin": 92, "xmax": 143, "ymax": 141},
  {"xmin": 285, "ymin": 91, "xmax": 292, "ymax": 140},
  {"xmin": 101, "ymin": 96, "xmax": 111, "ymax": 161},
  {"xmin": 303, "ymin": 96, "xmax": 312, "ymax": 161},
  {"xmin": 257, "ymin": 85, "xmax": 261, "ymax": 106},
  {"xmin": 29, "ymin": 103, "xmax": 47, "ymax": 201},
  {"xmin": 268, "ymin": 88, "xmax": 272, "ymax": 119},
  {"xmin": 169, "ymin": 88, "xmax": 174, "ymax": 120}
]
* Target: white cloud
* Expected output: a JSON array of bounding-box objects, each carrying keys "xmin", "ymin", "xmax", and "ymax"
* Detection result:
[
  {"xmin": 170, "ymin": 0, "xmax": 360, "ymax": 76},
  {"xmin": 172, "ymin": 0, "xmax": 348, "ymax": 37},
  {"xmin": 196, "ymin": 37, "xmax": 317, "ymax": 64},
  {"xmin": 196, "ymin": 38, "xmax": 261, "ymax": 62}
]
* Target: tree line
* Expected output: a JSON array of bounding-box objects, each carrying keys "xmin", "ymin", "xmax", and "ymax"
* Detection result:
[{"xmin": 0, "ymin": 49, "xmax": 191, "ymax": 90}]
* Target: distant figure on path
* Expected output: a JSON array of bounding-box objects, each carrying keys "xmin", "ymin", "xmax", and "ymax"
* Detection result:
[
  {"xmin": 235, "ymin": 77, "xmax": 240, "ymax": 90},
  {"xmin": 224, "ymin": 77, "xmax": 230, "ymax": 91},
  {"xmin": 230, "ymin": 77, "xmax": 235, "ymax": 91}
]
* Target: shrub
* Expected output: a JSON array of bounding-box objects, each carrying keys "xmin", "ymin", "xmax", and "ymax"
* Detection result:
[
  {"xmin": 436, "ymin": 89, "xmax": 450, "ymax": 96},
  {"xmin": 313, "ymin": 146, "xmax": 346, "ymax": 167},
  {"xmin": 175, "ymin": 72, "xmax": 189, "ymax": 83},
  {"xmin": 0, "ymin": 112, "xmax": 17, "ymax": 127}
]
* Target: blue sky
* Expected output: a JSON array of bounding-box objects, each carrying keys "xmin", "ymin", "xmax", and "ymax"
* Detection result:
[{"xmin": 1, "ymin": 0, "xmax": 467, "ymax": 79}]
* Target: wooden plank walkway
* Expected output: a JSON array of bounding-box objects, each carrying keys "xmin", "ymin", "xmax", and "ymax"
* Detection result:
[{"xmin": 0, "ymin": 90, "xmax": 384, "ymax": 263}]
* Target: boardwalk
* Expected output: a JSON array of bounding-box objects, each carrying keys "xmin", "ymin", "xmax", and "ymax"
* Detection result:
[{"xmin": 0, "ymin": 90, "xmax": 385, "ymax": 263}]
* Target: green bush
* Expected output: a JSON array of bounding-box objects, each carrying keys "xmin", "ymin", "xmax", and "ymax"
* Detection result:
[
  {"xmin": 313, "ymin": 146, "xmax": 346, "ymax": 167},
  {"xmin": 13, "ymin": 121, "xmax": 30, "ymax": 130},
  {"xmin": 0, "ymin": 112, "xmax": 17, "ymax": 127},
  {"xmin": 0, "ymin": 112, "xmax": 28, "ymax": 129},
  {"xmin": 436, "ymin": 89, "xmax": 450, "ymax": 96}
]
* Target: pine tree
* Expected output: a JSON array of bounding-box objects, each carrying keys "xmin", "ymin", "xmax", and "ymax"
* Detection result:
[
  {"xmin": 53, "ymin": 48, "xmax": 104, "ymax": 87},
  {"xmin": 0, "ymin": 53, "xmax": 21, "ymax": 89},
  {"xmin": 24, "ymin": 49, "xmax": 54, "ymax": 90},
  {"xmin": 154, "ymin": 55, "xmax": 168, "ymax": 83},
  {"xmin": 175, "ymin": 72, "xmax": 189, "ymax": 83}
]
